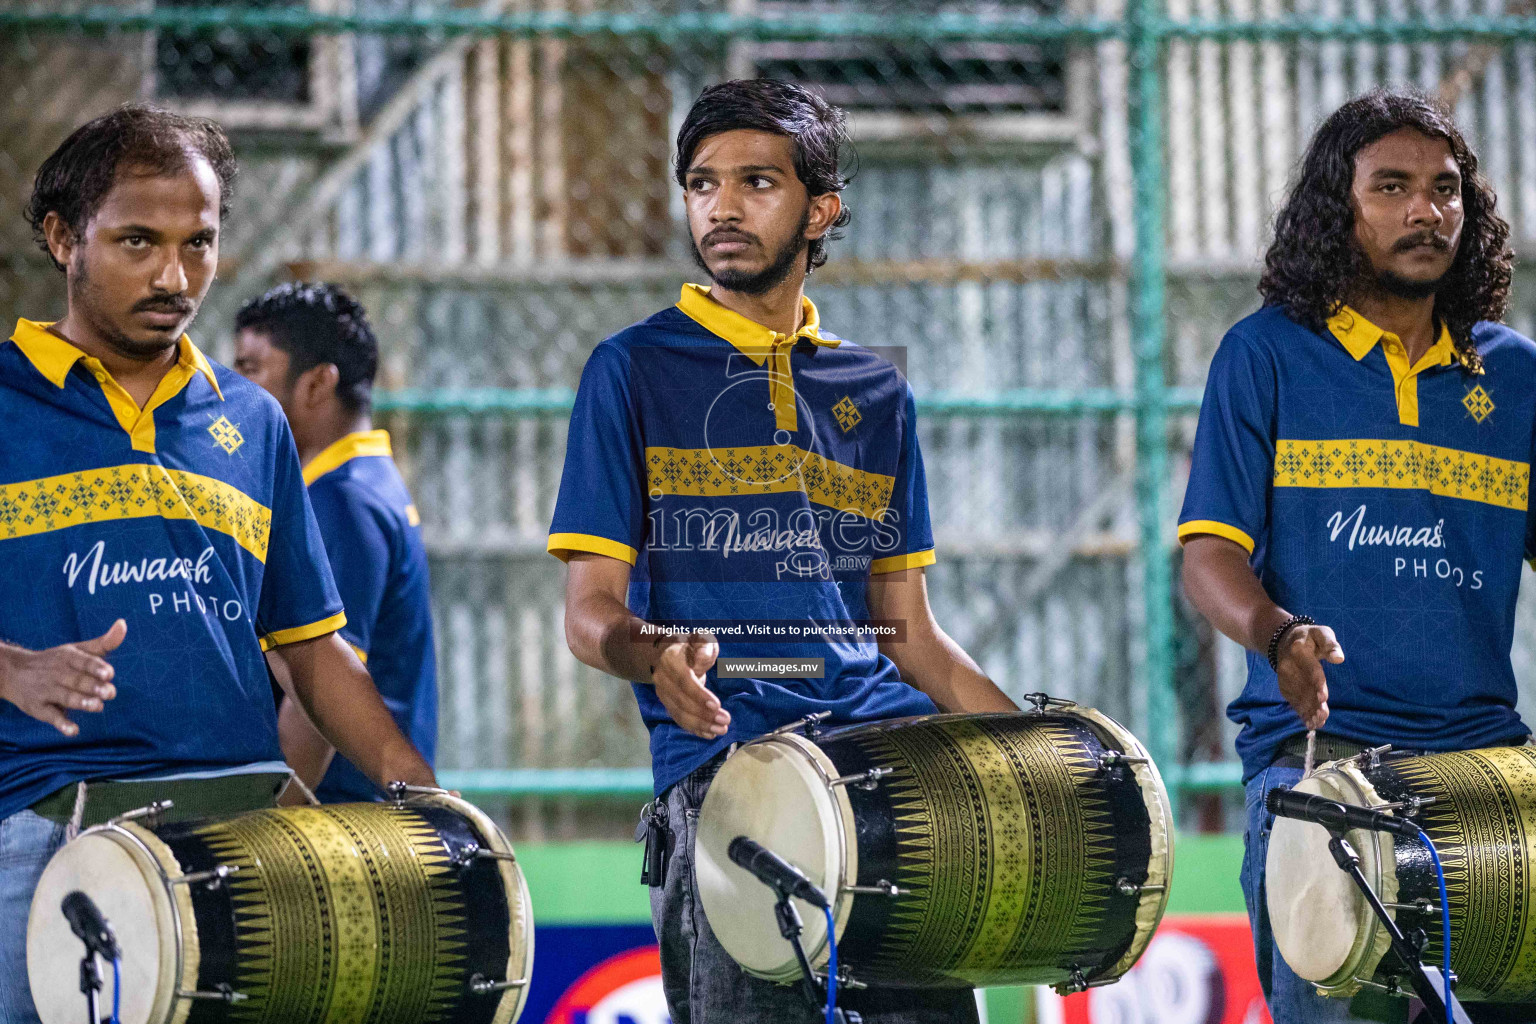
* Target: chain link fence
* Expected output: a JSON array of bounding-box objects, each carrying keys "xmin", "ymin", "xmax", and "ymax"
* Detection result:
[{"xmin": 7, "ymin": 1, "xmax": 1536, "ymax": 836}]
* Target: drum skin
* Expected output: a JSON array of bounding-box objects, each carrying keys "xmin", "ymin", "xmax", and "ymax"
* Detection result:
[
  {"xmin": 698, "ymin": 709, "xmax": 1173, "ymax": 991},
  {"xmin": 27, "ymin": 795, "xmax": 533, "ymax": 1024},
  {"xmin": 1268, "ymin": 745, "xmax": 1536, "ymax": 1003}
]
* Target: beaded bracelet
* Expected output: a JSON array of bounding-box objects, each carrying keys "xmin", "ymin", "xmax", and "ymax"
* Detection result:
[{"xmin": 1266, "ymin": 614, "xmax": 1315, "ymax": 671}]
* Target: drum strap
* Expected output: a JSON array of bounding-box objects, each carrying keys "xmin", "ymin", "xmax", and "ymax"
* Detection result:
[{"xmin": 30, "ymin": 772, "xmax": 290, "ymax": 829}]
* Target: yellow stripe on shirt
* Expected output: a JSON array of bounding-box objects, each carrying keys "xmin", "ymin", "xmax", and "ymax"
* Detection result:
[
  {"xmin": 0, "ymin": 463, "xmax": 272, "ymax": 561},
  {"xmin": 1274, "ymin": 439, "xmax": 1530, "ymax": 511},
  {"xmin": 645, "ymin": 445, "xmax": 896, "ymax": 520}
]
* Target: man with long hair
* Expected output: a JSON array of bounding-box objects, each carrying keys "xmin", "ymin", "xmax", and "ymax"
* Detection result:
[
  {"xmin": 551, "ymin": 79, "xmax": 1015, "ymax": 1023},
  {"xmin": 1181, "ymin": 90, "xmax": 1533, "ymax": 1022}
]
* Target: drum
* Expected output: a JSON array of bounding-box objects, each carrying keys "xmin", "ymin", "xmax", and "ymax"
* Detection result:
[
  {"xmin": 27, "ymin": 792, "xmax": 534, "ymax": 1024},
  {"xmin": 695, "ymin": 702, "xmax": 1173, "ymax": 991},
  {"xmin": 1267, "ymin": 744, "xmax": 1536, "ymax": 1002}
]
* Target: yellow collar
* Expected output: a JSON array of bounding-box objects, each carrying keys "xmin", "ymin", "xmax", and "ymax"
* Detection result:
[
  {"xmin": 303, "ymin": 429, "xmax": 393, "ymax": 486},
  {"xmin": 10, "ymin": 318, "xmax": 223, "ymax": 400},
  {"xmin": 1326, "ymin": 305, "xmax": 1455, "ymax": 368},
  {"xmin": 675, "ymin": 283, "xmax": 839, "ymax": 364}
]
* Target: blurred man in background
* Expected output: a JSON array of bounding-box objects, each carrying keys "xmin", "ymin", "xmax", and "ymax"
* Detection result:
[
  {"xmin": 1181, "ymin": 91, "xmax": 1533, "ymax": 1023},
  {"xmin": 0, "ymin": 106, "xmax": 436, "ymax": 1024},
  {"xmin": 234, "ymin": 282, "xmax": 438, "ymax": 803},
  {"xmin": 551, "ymin": 79, "xmax": 1015, "ymax": 1024}
]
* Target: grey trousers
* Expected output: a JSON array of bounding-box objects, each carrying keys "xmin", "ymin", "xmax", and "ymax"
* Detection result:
[{"xmin": 648, "ymin": 756, "xmax": 981, "ymax": 1024}]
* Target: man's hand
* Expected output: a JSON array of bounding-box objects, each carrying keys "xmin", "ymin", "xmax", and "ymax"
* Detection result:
[
  {"xmin": 1275, "ymin": 624, "xmax": 1345, "ymax": 730},
  {"xmin": 0, "ymin": 620, "xmax": 125, "ymax": 737},
  {"xmin": 651, "ymin": 632, "xmax": 727, "ymax": 739}
]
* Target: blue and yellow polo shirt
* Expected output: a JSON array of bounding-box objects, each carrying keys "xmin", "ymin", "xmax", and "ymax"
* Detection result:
[
  {"xmin": 302, "ymin": 429, "xmax": 437, "ymax": 803},
  {"xmin": 0, "ymin": 319, "xmax": 345, "ymax": 819},
  {"xmin": 1179, "ymin": 304, "xmax": 1536, "ymax": 781},
  {"xmin": 549, "ymin": 284, "xmax": 940, "ymax": 794}
]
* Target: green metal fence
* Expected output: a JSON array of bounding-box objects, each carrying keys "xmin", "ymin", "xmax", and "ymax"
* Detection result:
[{"xmin": 13, "ymin": 3, "xmax": 1536, "ymax": 810}]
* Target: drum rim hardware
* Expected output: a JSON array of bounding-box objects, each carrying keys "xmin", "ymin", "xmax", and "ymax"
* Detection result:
[
  {"xmin": 828, "ymin": 767, "xmax": 891, "ymax": 791},
  {"xmin": 843, "ymin": 880, "xmax": 907, "ymax": 897},
  {"xmin": 1115, "ymin": 876, "xmax": 1166, "ymax": 898},
  {"xmin": 449, "ymin": 841, "xmax": 520, "ymax": 869},
  {"xmin": 175, "ymin": 983, "xmax": 247, "ymax": 1003},
  {"xmin": 768, "ymin": 711, "xmax": 832, "ymax": 739},
  {"xmin": 1022, "ymin": 693, "xmax": 1078, "ymax": 714},
  {"xmin": 468, "ymin": 972, "xmax": 529, "ymax": 994},
  {"xmin": 386, "ymin": 780, "xmax": 453, "ymax": 804},
  {"xmin": 1353, "ymin": 744, "xmax": 1395, "ymax": 771},
  {"xmin": 167, "ymin": 864, "xmax": 240, "ymax": 891},
  {"xmin": 1098, "ymin": 751, "xmax": 1150, "ymax": 772},
  {"xmin": 109, "ymin": 799, "xmax": 174, "ymax": 828}
]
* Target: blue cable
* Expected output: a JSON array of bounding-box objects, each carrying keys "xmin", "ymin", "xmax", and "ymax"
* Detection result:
[
  {"xmin": 110, "ymin": 956, "xmax": 121, "ymax": 1024},
  {"xmin": 823, "ymin": 904, "xmax": 838, "ymax": 1024},
  {"xmin": 1415, "ymin": 826, "xmax": 1452, "ymax": 1015}
]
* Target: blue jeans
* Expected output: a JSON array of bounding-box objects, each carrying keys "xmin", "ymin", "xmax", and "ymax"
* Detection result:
[
  {"xmin": 0, "ymin": 810, "xmax": 67, "ymax": 1024},
  {"xmin": 1243, "ymin": 764, "xmax": 1387, "ymax": 1024}
]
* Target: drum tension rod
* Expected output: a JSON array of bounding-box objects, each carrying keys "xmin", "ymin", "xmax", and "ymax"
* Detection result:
[
  {"xmin": 1098, "ymin": 751, "xmax": 1149, "ymax": 770},
  {"xmin": 1381, "ymin": 898, "xmax": 1442, "ymax": 916},
  {"xmin": 110, "ymin": 799, "xmax": 175, "ymax": 827},
  {"xmin": 169, "ymin": 864, "xmax": 241, "ymax": 891},
  {"xmin": 387, "ymin": 781, "xmax": 451, "ymax": 804},
  {"xmin": 829, "ymin": 767, "xmax": 891, "ymax": 791},
  {"xmin": 815, "ymin": 966, "xmax": 868, "ymax": 990},
  {"xmin": 1022, "ymin": 693, "xmax": 1077, "ymax": 714},
  {"xmin": 768, "ymin": 711, "xmax": 832, "ymax": 738},
  {"xmin": 1052, "ymin": 966, "xmax": 1119, "ymax": 996},
  {"xmin": 449, "ymin": 841, "xmax": 518, "ymax": 869},
  {"xmin": 1371, "ymin": 795, "xmax": 1437, "ymax": 816},
  {"xmin": 1115, "ymin": 877, "xmax": 1166, "ymax": 897},
  {"xmin": 844, "ymin": 879, "xmax": 908, "ymax": 897},
  {"xmin": 469, "ymin": 973, "xmax": 529, "ymax": 995},
  {"xmin": 1353, "ymin": 744, "xmax": 1394, "ymax": 771},
  {"xmin": 176, "ymin": 983, "xmax": 247, "ymax": 1003}
]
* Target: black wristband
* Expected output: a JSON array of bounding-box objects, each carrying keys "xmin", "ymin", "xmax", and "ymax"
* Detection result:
[{"xmin": 1267, "ymin": 614, "xmax": 1315, "ymax": 671}]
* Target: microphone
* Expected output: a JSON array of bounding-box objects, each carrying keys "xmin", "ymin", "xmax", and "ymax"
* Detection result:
[
  {"xmin": 61, "ymin": 891, "xmax": 119, "ymax": 960},
  {"xmin": 728, "ymin": 836, "xmax": 830, "ymax": 908},
  {"xmin": 1266, "ymin": 786, "xmax": 1422, "ymax": 839}
]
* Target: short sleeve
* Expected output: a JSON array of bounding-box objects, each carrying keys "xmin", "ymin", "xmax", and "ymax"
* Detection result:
[
  {"xmin": 548, "ymin": 342, "xmax": 646, "ymax": 564},
  {"xmin": 256, "ymin": 423, "xmax": 346, "ymax": 649},
  {"xmin": 307, "ymin": 479, "xmax": 390, "ymax": 660},
  {"xmin": 1177, "ymin": 329, "xmax": 1277, "ymax": 556},
  {"xmin": 870, "ymin": 383, "xmax": 936, "ymax": 574}
]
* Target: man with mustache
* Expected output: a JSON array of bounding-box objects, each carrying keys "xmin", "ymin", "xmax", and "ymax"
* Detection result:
[
  {"xmin": 550, "ymin": 80, "xmax": 1016, "ymax": 1024},
  {"xmin": 0, "ymin": 104, "xmax": 436, "ymax": 1023},
  {"xmin": 1180, "ymin": 91, "xmax": 1534, "ymax": 1022}
]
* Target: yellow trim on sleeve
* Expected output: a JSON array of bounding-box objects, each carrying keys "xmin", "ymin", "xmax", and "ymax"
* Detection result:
[
  {"xmin": 259, "ymin": 611, "xmax": 348, "ymax": 651},
  {"xmin": 869, "ymin": 549, "xmax": 937, "ymax": 574},
  {"xmin": 1177, "ymin": 520, "xmax": 1256, "ymax": 554},
  {"xmin": 547, "ymin": 532, "xmax": 639, "ymax": 565},
  {"xmin": 347, "ymin": 642, "xmax": 369, "ymax": 664}
]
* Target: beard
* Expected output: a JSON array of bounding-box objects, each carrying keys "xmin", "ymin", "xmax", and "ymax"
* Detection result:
[
  {"xmin": 1373, "ymin": 266, "xmax": 1446, "ymax": 300},
  {"xmin": 690, "ymin": 211, "xmax": 810, "ymax": 296},
  {"xmin": 70, "ymin": 256, "xmax": 195, "ymax": 360}
]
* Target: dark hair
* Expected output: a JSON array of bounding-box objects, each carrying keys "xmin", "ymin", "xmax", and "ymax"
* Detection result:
[
  {"xmin": 675, "ymin": 79, "xmax": 853, "ymax": 271},
  {"xmin": 26, "ymin": 103, "xmax": 238, "ymax": 273},
  {"xmin": 1260, "ymin": 89, "xmax": 1512, "ymax": 373},
  {"xmin": 235, "ymin": 283, "xmax": 378, "ymax": 413}
]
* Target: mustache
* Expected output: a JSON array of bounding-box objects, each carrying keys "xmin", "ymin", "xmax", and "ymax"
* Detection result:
[
  {"xmin": 702, "ymin": 228, "xmax": 761, "ymax": 248},
  {"xmin": 132, "ymin": 295, "xmax": 195, "ymax": 315},
  {"xmin": 1393, "ymin": 232, "xmax": 1452, "ymax": 253}
]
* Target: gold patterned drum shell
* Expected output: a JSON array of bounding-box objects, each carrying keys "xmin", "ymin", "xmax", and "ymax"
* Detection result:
[
  {"xmin": 1268, "ymin": 745, "xmax": 1536, "ymax": 1003},
  {"xmin": 26, "ymin": 795, "xmax": 534, "ymax": 1024},
  {"xmin": 696, "ymin": 708, "xmax": 1173, "ymax": 990}
]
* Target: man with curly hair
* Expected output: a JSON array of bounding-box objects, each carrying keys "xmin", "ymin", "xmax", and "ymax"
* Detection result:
[{"xmin": 1181, "ymin": 90, "xmax": 1534, "ymax": 1022}]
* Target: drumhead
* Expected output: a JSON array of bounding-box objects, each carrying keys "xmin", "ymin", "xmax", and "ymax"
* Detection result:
[
  {"xmin": 1266, "ymin": 764, "xmax": 1398, "ymax": 993},
  {"xmin": 28, "ymin": 826, "xmax": 183, "ymax": 1024},
  {"xmin": 414, "ymin": 793, "xmax": 536, "ymax": 1024},
  {"xmin": 696, "ymin": 734, "xmax": 857, "ymax": 982}
]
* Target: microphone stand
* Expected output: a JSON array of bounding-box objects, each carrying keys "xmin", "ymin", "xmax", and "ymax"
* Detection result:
[
  {"xmin": 76, "ymin": 947, "xmax": 103, "ymax": 1024},
  {"xmin": 768, "ymin": 884, "xmax": 861, "ymax": 1024},
  {"xmin": 1325, "ymin": 831, "xmax": 1472, "ymax": 1024}
]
